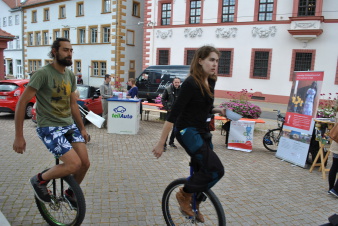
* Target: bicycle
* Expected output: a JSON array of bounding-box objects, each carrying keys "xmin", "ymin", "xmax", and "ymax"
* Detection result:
[
  {"xmin": 34, "ymin": 130, "xmax": 86, "ymax": 226},
  {"xmin": 162, "ymin": 163, "xmax": 226, "ymax": 225},
  {"xmin": 262, "ymin": 110, "xmax": 285, "ymax": 152}
]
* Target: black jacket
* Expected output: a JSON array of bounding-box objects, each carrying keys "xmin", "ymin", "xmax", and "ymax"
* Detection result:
[
  {"xmin": 161, "ymin": 84, "xmax": 181, "ymax": 111},
  {"xmin": 167, "ymin": 76, "xmax": 215, "ymax": 133}
]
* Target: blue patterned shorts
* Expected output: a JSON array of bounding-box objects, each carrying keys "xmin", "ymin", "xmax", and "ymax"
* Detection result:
[{"xmin": 36, "ymin": 124, "xmax": 85, "ymax": 158}]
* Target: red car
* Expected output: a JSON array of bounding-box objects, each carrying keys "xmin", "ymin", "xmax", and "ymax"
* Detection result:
[
  {"xmin": 32, "ymin": 85, "xmax": 102, "ymax": 124},
  {"xmin": 0, "ymin": 79, "xmax": 36, "ymax": 118}
]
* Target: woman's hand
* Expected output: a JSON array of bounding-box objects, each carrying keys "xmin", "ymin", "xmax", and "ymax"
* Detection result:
[
  {"xmin": 152, "ymin": 143, "xmax": 165, "ymax": 159},
  {"xmin": 212, "ymin": 107, "xmax": 226, "ymax": 117}
]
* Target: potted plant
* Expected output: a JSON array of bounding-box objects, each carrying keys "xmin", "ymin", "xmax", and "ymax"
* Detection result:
[
  {"xmin": 218, "ymin": 89, "xmax": 262, "ymax": 119},
  {"xmin": 317, "ymin": 93, "xmax": 338, "ymax": 119}
]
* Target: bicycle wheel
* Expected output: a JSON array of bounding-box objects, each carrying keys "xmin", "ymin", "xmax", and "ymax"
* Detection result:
[
  {"xmin": 35, "ymin": 174, "xmax": 86, "ymax": 226},
  {"xmin": 263, "ymin": 128, "xmax": 282, "ymax": 152},
  {"xmin": 162, "ymin": 178, "xmax": 226, "ymax": 225}
]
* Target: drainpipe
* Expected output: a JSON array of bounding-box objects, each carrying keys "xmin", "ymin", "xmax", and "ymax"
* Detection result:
[
  {"xmin": 21, "ymin": 7, "xmax": 25, "ymax": 78},
  {"xmin": 114, "ymin": 0, "xmax": 119, "ymax": 85}
]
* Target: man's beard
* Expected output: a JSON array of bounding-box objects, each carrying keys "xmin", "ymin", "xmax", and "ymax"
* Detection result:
[{"xmin": 56, "ymin": 53, "xmax": 72, "ymax": 66}]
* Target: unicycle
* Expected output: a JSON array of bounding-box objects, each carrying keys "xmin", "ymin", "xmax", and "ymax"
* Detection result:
[
  {"xmin": 162, "ymin": 164, "xmax": 226, "ymax": 225},
  {"xmin": 34, "ymin": 130, "xmax": 86, "ymax": 226}
]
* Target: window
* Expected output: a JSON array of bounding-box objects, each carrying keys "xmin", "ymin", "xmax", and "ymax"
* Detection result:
[
  {"xmin": 3, "ymin": 17, "xmax": 7, "ymax": 27},
  {"xmin": 90, "ymin": 27, "xmax": 98, "ymax": 43},
  {"xmin": 290, "ymin": 49, "xmax": 315, "ymax": 80},
  {"xmin": 28, "ymin": 32, "xmax": 33, "ymax": 46},
  {"xmin": 298, "ymin": 0, "xmax": 316, "ymax": 16},
  {"xmin": 7, "ymin": 59, "xmax": 13, "ymax": 74},
  {"xmin": 45, "ymin": 59, "xmax": 53, "ymax": 65},
  {"xmin": 161, "ymin": 3, "xmax": 171, "ymax": 25},
  {"xmin": 8, "ymin": 16, "xmax": 12, "ymax": 26},
  {"xmin": 132, "ymin": 1, "xmax": 140, "ymax": 17},
  {"xmin": 15, "ymin": 15, "xmax": 19, "ymax": 25},
  {"xmin": 8, "ymin": 41, "xmax": 13, "ymax": 49},
  {"xmin": 53, "ymin": 29, "xmax": 60, "ymax": 40},
  {"xmin": 78, "ymin": 28, "xmax": 86, "ymax": 44},
  {"xmin": 28, "ymin": 60, "xmax": 42, "ymax": 73},
  {"xmin": 44, "ymin": 8, "xmax": 50, "ymax": 21},
  {"xmin": 59, "ymin": 5, "xmax": 66, "ymax": 19},
  {"xmin": 222, "ymin": 0, "xmax": 235, "ymax": 22},
  {"xmin": 77, "ymin": 2, "xmax": 84, "ymax": 16},
  {"xmin": 43, "ymin": 31, "xmax": 49, "ymax": 45},
  {"xmin": 218, "ymin": 50, "xmax": 233, "ymax": 76},
  {"xmin": 74, "ymin": 60, "xmax": 82, "ymax": 74},
  {"xmin": 158, "ymin": 49, "xmax": 170, "ymax": 65},
  {"xmin": 186, "ymin": 50, "xmax": 196, "ymax": 65},
  {"xmin": 35, "ymin": 32, "xmax": 41, "ymax": 46},
  {"xmin": 190, "ymin": 1, "xmax": 201, "ymax": 24},
  {"xmin": 32, "ymin": 10, "xmax": 37, "ymax": 23},
  {"xmin": 294, "ymin": 52, "xmax": 313, "ymax": 71},
  {"xmin": 102, "ymin": 26, "xmax": 110, "ymax": 43},
  {"xmin": 102, "ymin": 0, "xmax": 111, "ymax": 13},
  {"xmin": 16, "ymin": 60, "xmax": 23, "ymax": 78},
  {"xmin": 250, "ymin": 49, "xmax": 272, "ymax": 79},
  {"xmin": 126, "ymin": 30, "xmax": 134, "ymax": 45},
  {"xmin": 91, "ymin": 61, "xmax": 107, "ymax": 76},
  {"xmin": 258, "ymin": 0, "xmax": 274, "ymax": 21},
  {"xmin": 16, "ymin": 38, "xmax": 20, "ymax": 49},
  {"xmin": 63, "ymin": 29, "xmax": 70, "ymax": 39}
]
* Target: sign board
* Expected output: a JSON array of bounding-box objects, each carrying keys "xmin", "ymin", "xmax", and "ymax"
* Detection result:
[
  {"xmin": 276, "ymin": 71, "xmax": 324, "ymax": 167},
  {"xmin": 228, "ymin": 120, "xmax": 255, "ymax": 152}
]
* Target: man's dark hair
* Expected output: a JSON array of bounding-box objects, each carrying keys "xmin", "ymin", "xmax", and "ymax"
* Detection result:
[
  {"xmin": 48, "ymin": 37, "xmax": 71, "ymax": 59},
  {"xmin": 173, "ymin": 77, "xmax": 181, "ymax": 81},
  {"xmin": 104, "ymin": 74, "xmax": 110, "ymax": 79}
]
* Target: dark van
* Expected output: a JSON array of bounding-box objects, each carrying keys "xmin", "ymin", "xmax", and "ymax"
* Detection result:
[{"xmin": 136, "ymin": 65, "xmax": 190, "ymax": 101}]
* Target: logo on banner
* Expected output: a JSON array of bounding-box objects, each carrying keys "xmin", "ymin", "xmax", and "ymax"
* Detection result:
[{"xmin": 112, "ymin": 106, "xmax": 133, "ymax": 119}]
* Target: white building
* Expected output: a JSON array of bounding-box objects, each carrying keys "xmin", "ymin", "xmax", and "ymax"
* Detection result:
[
  {"xmin": 1, "ymin": 0, "xmax": 24, "ymax": 79},
  {"xmin": 143, "ymin": 0, "xmax": 338, "ymax": 103},
  {"xmin": 20, "ymin": 0, "xmax": 144, "ymax": 88}
]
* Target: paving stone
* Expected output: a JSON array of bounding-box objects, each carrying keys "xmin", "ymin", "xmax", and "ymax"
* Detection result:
[{"xmin": 0, "ymin": 112, "xmax": 335, "ymax": 225}]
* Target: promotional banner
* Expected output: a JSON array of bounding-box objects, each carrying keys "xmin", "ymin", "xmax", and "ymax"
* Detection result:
[
  {"xmin": 228, "ymin": 120, "xmax": 255, "ymax": 152},
  {"xmin": 276, "ymin": 71, "xmax": 324, "ymax": 167}
]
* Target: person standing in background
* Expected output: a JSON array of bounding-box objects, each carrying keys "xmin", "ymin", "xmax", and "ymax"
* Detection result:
[
  {"xmin": 161, "ymin": 77, "xmax": 181, "ymax": 150},
  {"xmin": 76, "ymin": 71, "xmax": 83, "ymax": 85},
  {"xmin": 100, "ymin": 74, "xmax": 113, "ymax": 128},
  {"xmin": 126, "ymin": 78, "xmax": 138, "ymax": 98},
  {"xmin": 328, "ymin": 100, "xmax": 338, "ymax": 197}
]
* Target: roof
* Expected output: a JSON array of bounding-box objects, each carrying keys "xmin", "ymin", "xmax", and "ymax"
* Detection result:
[
  {"xmin": 2, "ymin": 0, "xmax": 22, "ymax": 8},
  {"xmin": 0, "ymin": 79, "xmax": 30, "ymax": 84},
  {"xmin": 20, "ymin": 0, "xmax": 53, "ymax": 7},
  {"xmin": 0, "ymin": 29, "xmax": 15, "ymax": 39}
]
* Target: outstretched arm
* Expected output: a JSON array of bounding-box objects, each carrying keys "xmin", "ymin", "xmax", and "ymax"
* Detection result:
[{"xmin": 152, "ymin": 121, "xmax": 173, "ymax": 158}]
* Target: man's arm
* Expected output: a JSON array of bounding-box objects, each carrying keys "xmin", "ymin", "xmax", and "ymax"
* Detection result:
[
  {"xmin": 70, "ymin": 92, "xmax": 89, "ymax": 143},
  {"xmin": 13, "ymin": 86, "xmax": 37, "ymax": 154}
]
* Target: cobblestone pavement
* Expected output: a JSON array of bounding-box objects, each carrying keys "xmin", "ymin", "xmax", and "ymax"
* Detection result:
[{"xmin": 0, "ymin": 112, "xmax": 336, "ymax": 225}]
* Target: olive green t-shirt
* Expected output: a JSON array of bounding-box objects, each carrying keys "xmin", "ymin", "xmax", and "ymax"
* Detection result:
[{"xmin": 28, "ymin": 64, "xmax": 77, "ymax": 127}]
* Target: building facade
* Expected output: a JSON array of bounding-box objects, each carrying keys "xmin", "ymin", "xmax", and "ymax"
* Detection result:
[
  {"xmin": 1, "ymin": 0, "xmax": 24, "ymax": 79},
  {"xmin": 143, "ymin": 0, "xmax": 338, "ymax": 103},
  {"xmin": 16, "ymin": 0, "xmax": 144, "ymax": 88}
]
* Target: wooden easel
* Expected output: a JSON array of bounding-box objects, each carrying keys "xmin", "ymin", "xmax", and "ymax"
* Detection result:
[{"xmin": 309, "ymin": 119, "xmax": 335, "ymax": 179}]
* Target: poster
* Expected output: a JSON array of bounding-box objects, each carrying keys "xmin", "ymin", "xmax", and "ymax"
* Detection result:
[
  {"xmin": 228, "ymin": 120, "xmax": 255, "ymax": 152},
  {"xmin": 276, "ymin": 71, "xmax": 324, "ymax": 167}
]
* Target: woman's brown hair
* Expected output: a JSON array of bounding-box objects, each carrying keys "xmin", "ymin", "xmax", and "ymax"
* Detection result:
[
  {"xmin": 128, "ymin": 78, "xmax": 136, "ymax": 85},
  {"xmin": 189, "ymin": 45, "xmax": 220, "ymax": 97}
]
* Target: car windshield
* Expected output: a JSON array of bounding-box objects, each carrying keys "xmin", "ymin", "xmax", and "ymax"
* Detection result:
[
  {"xmin": 0, "ymin": 83, "xmax": 19, "ymax": 92},
  {"xmin": 77, "ymin": 86, "xmax": 89, "ymax": 99}
]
